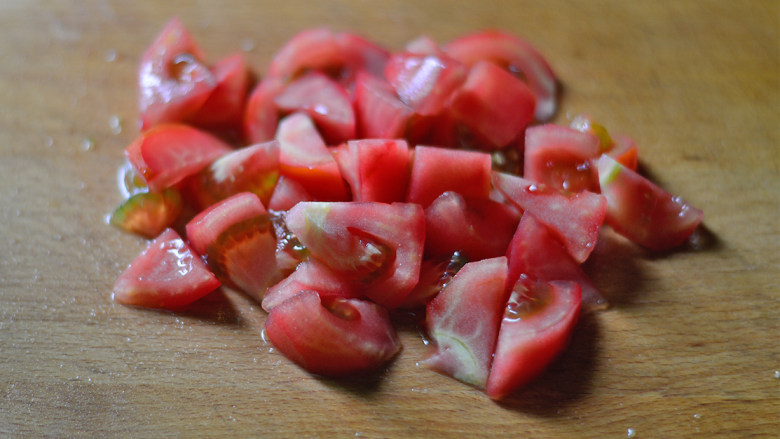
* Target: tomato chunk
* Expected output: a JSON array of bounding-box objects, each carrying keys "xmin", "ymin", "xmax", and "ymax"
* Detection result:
[
  {"xmin": 265, "ymin": 290, "xmax": 400, "ymax": 376},
  {"xmin": 424, "ymin": 256, "xmax": 509, "ymax": 388},
  {"xmin": 407, "ymin": 145, "xmax": 492, "ymax": 207},
  {"xmin": 125, "ymin": 124, "xmax": 233, "ymax": 192},
  {"xmin": 113, "ymin": 228, "xmax": 220, "ymax": 309},
  {"xmin": 285, "ymin": 201, "xmax": 425, "ymax": 308},
  {"xmin": 524, "ymin": 124, "xmax": 601, "ymax": 193},
  {"xmin": 598, "ymin": 155, "xmax": 703, "ymax": 250},
  {"xmin": 486, "ymin": 277, "xmax": 581, "ymax": 399},
  {"xmin": 138, "ymin": 18, "xmax": 216, "ymax": 129},
  {"xmin": 384, "ymin": 52, "xmax": 467, "ymax": 116}
]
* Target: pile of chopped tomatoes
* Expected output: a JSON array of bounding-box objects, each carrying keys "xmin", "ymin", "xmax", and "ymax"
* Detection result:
[{"xmin": 109, "ymin": 18, "xmax": 703, "ymax": 400}]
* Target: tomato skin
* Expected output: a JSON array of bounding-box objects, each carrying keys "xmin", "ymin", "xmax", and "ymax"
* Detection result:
[
  {"xmin": 265, "ymin": 290, "xmax": 400, "ymax": 377},
  {"xmin": 444, "ymin": 30, "xmax": 557, "ymax": 121},
  {"xmin": 448, "ymin": 61, "xmax": 536, "ymax": 149},
  {"xmin": 138, "ymin": 18, "xmax": 216, "ymax": 130},
  {"xmin": 486, "ymin": 278, "xmax": 581, "ymax": 400},
  {"xmin": 407, "ymin": 145, "xmax": 492, "ymax": 207},
  {"xmin": 267, "ymin": 175, "xmax": 313, "ymax": 211},
  {"xmin": 113, "ymin": 228, "xmax": 221, "ymax": 309},
  {"xmin": 597, "ymin": 155, "xmax": 703, "ymax": 251},
  {"xmin": 125, "ymin": 124, "xmax": 233, "ymax": 192},
  {"xmin": 423, "ymin": 256, "xmax": 509, "ymax": 388},
  {"xmin": 285, "ymin": 201, "xmax": 425, "ymax": 309}
]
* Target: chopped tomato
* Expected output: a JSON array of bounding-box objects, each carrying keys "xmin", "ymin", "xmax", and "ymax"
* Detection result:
[
  {"xmin": 275, "ymin": 112, "xmax": 349, "ymax": 201},
  {"xmin": 262, "ymin": 259, "xmax": 361, "ymax": 312},
  {"xmin": 274, "ymin": 71, "xmax": 356, "ymax": 144},
  {"xmin": 384, "ymin": 52, "xmax": 467, "ymax": 116},
  {"xmin": 448, "ymin": 60, "xmax": 536, "ymax": 149},
  {"xmin": 598, "ymin": 155, "xmax": 703, "ymax": 250},
  {"xmin": 243, "ymin": 76, "xmax": 286, "ymax": 144},
  {"xmin": 444, "ymin": 30, "xmax": 558, "ymax": 121},
  {"xmin": 267, "ymin": 175, "xmax": 313, "ymax": 211},
  {"xmin": 265, "ymin": 290, "xmax": 400, "ymax": 376},
  {"xmin": 336, "ymin": 139, "xmax": 411, "ymax": 203},
  {"xmin": 138, "ymin": 18, "xmax": 216, "ymax": 129},
  {"xmin": 407, "ymin": 145, "xmax": 492, "ymax": 207},
  {"xmin": 284, "ymin": 201, "xmax": 425, "ymax": 308},
  {"xmin": 352, "ymin": 71, "xmax": 414, "ymax": 139},
  {"xmin": 125, "ymin": 124, "xmax": 232, "ymax": 192},
  {"xmin": 113, "ymin": 228, "xmax": 221, "ymax": 309},
  {"xmin": 505, "ymin": 212, "xmax": 606, "ymax": 311},
  {"xmin": 486, "ymin": 277, "xmax": 581, "ymax": 399},
  {"xmin": 109, "ymin": 188, "xmax": 182, "ymax": 238},
  {"xmin": 524, "ymin": 123, "xmax": 601, "ymax": 193},
  {"xmin": 190, "ymin": 53, "xmax": 252, "ymax": 130},
  {"xmin": 423, "ymin": 256, "xmax": 508, "ymax": 388}
]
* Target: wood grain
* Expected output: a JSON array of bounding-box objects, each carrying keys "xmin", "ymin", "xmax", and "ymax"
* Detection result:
[{"xmin": 1, "ymin": 1, "xmax": 777, "ymax": 437}]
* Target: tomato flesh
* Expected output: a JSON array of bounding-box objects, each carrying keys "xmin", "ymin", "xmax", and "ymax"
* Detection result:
[
  {"xmin": 265, "ymin": 290, "xmax": 400, "ymax": 376},
  {"xmin": 113, "ymin": 228, "xmax": 220, "ymax": 309},
  {"xmin": 486, "ymin": 277, "xmax": 581, "ymax": 399},
  {"xmin": 424, "ymin": 256, "xmax": 509, "ymax": 388}
]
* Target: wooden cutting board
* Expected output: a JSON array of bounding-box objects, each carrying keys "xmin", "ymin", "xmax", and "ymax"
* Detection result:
[{"xmin": 1, "ymin": 1, "xmax": 777, "ymax": 437}]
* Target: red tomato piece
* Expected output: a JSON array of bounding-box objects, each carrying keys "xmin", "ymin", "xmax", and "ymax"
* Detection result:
[
  {"xmin": 444, "ymin": 30, "xmax": 558, "ymax": 121},
  {"xmin": 185, "ymin": 192, "xmax": 281, "ymax": 301},
  {"xmin": 423, "ymin": 256, "xmax": 509, "ymax": 388},
  {"xmin": 267, "ymin": 175, "xmax": 313, "ymax": 211},
  {"xmin": 190, "ymin": 53, "xmax": 252, "ymax": 130},
  {"xmin": 265, "ymin": 290, "xmax": 400, "ymax": 377},
  {"xmin": 337, "ymin": 139, "xmax": 411, "ymax": 203},
  {"xmin": 352, "ymin": 71, "xmax": 414, "ymax": 139},
  {"xmin": 597, "ymin": 155, "xmax": 703, "ymax": 251},
  {"xmin": 448, "ymin": 61, "xmax": 536, "ymax": 149},
  {"xmin": 275, "ymin": 112, "xmax": 349, "ymax": 201},
  {"xmin": 185, "ymin": 140, "xmax": 280, "ymax": 211},
  {"xmin": 384, "ymin": 52, "xmax": 467, "ymax": 116},
  {"xmin": 524, "ymin": 124, "xmax": 601, "ymax": 193},
  {"xmin": 113, "ymin": 228, "xmax": 220, "ymax": 309},
  {"xmin": 406, "ymin": 145, "xmax": 492, "ymax": 207},
  {"xmin": 268, "ymin": 28, "xmax": 344, "ymax": 79},
  {"xmin": 334, "ymin": 32, "xmax": 390, "ymax": 84},
  {"xmin": 185, "ymin": 191, "xmax": 268, "ymax": 256},
  {"xmin": 285, "ymin": 201, "xmax": 425, "ymax": 308},
  {"xmin": 262, "ymin": 259, "xmax": 361, "ymax": 312},
  {"xmin": 493, "ymin": 171, "xmax": 606, "ymax": 263},
  {"xmin": 570, "ymin": 114, "xmax": 639, "ymax": 171},
  {"xmin": 274, "ymin": 71, "xmax": 356, "ymax": 144},
  {"xmin": 486, "ymin": 277, "xmax": 581, "ymax": 400},
  {"xmin": 243, "ymin": 76, "xmax": 286, "ymax": 144},
  {"xmin": 424, "ymin": 191, "xmax": 520, "ymax": 261},
  {"xmin": 505, "ymin": 212, "xmax": 606, "ymax": 311},
  {"xmin": 124, "ymin": 124, "xmax": 233, "ymax": 192},
  {"xmin": 138, "ymin": 18, "xmax": 216, "ymax": 129}
]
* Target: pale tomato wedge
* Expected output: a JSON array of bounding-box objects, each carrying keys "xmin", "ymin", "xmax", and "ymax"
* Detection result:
[
  {"xmin": 444, "ymin": 30, "xmax": 557, "ymax": 121},
  {"xmin": 113, "ymin": 228, "xmax": 221, "ymax": 309},
  {"xmin": 265, "ymin": 290, "xmax": 400, "ymax": 377},
  {"xmin": 423, "ymin": 256, "xmax": 508, "ymax": 388},
  {"xmin": 598, "ymin": 155, "xmax": 703, "ymax": 251},
  {"xmin": 486, "ymin": 277, "xmax": 581, "ymax": 400},
  {"xmin": 138, "ymin": 18, "xmax": 216, "ymax": 129}
]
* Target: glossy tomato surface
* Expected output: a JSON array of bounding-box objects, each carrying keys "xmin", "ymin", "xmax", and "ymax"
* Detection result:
[
  {"xmin": 113, "ymin": 228, "xmax": 221, "ymax": 309},
  {"xmin": 265, "ymin": 290, "xmax": 400, "ymax": 376},
  {"xmin": 486, "ymin": 278, "xmax": 581, "ymax": 400}
]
